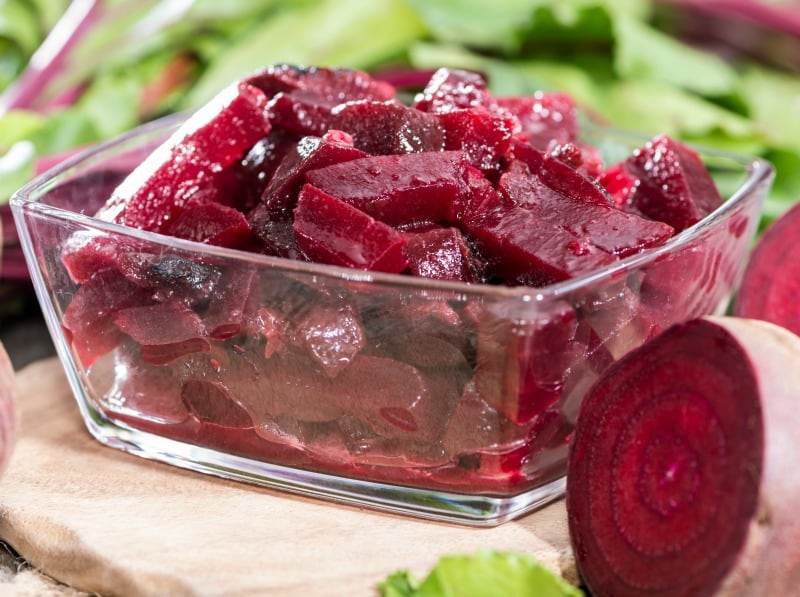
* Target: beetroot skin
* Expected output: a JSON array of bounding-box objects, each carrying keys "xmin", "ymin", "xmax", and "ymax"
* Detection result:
[{"xmin": 567, "ymin": 317, "xmax": 800, "ymax": 596}]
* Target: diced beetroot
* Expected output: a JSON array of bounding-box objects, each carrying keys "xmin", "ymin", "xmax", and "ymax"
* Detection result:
[
  {"xmin": 598, "ymin": 162, "xmax": 640, "ymax": 210},
  {"xmin": 115, "ymin": 252, "xmax": 222, "ymax": 305},
  {"xmin": 244, "ymin": 306, "xmax": 288, "ymax": 360},
  {"xmin": 292, "ymin": 184, "xmax": 409, "ymax": 273},
  {"xmin": 413, "ymin": 67, "xmax": 491, "ymax": 113},
  {"xmin": 259, "ymin": 66, "xmax": 397, "ymax": 137},
  {"xmin": 259, "ymin": 131, "xmax": 367, "ymax": 216},
  {"xmin": 292, "ymin": 304, "xmax": 365, "ymax": 377},
  {"xmin": 549, "ymin": 141, "xmax": 605, "ymax": 179},
  {"xmin": 247, "ymin": 208, "xmax": 304, "ymax": 260},
  {"xmin": 62, "ymin": 269, "xmax": 156, "ymax": 367},
  {"xmin": 437, "ymin": 108, "xmax": 515, "ymax": 174},
  {"xmin": 463, "ymin": 202, "xmax": 616, "ymax": 286},
  {"xmin": 112, "ymin": 300, "xmax": 210, "ymax": 365},
  {"xmin": 304, "ymin": 151, "xmax": 470, "ymax": 226},
  {"xmin": 404, "ymin": 226, "xmax": 480, "ymax": 282},
  {"xmin": 181, "ymin": 379, "xmax": 255, "ymax": 428},
  {"xmin": 499, "ymin": 167, "xmax": 674, "ymax": 258},
  {"xmin": 493, "ymin": 92, "xmax": 578, "ymax": 150},
  {"xmin": 239, "ymin": 130, "xmax": 299, "ymax": 206},
  {"xmin": 242, "ymin": 63, "xmax": 304, "ymax": 97},
  {"xmin": 505, "ymin": 139, "xmax": 611, "ymax": 208},
  {"xmin": 442, "ymin": 381, "xmax": 508, "ymax": 457},
  {"xmin": 203, "ymin": 266, "xmax": 256, "ymax": 340},
  {"xmin": 332, "ymin": 355, "xmax": 451, "ymax": 441},
  {"xmin": 61, "ymin": 231, "xmax": 125, "ymax": 284},
  {"xmin": 97, "ymin": 81, "xmax": 271, "ymax": 232},
  {"xmin": 164, "ymin": 201, "xmax": 255, "ymax": 249},
  {"xmin": 625, "ymin": 134, "xmax": 724, "ymax": 232},
  {"xmin": 330, "ymin": 100, "xmax": 446, "ymax": 155},
  {"xmin": 457, "ymin": 166, "xmax": 509, "ymax": 226},
  {"xmin": 473, "ymin": 301, "xmax": 579, "ymax": 423}
]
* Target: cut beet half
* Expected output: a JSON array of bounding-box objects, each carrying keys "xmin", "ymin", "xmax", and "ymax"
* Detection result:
[
  {"xmin": 734, "ymin": 201, "xmax": 800, "ymax": 336},
  {"xmin": 567, "ymin": 316, "xmax": 800, "ymax": 597},
  {"xmin": 96, "ymin": 80, "xmax": 271, "ymax": 232}
]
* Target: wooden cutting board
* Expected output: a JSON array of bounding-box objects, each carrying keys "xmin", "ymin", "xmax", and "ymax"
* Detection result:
[{"xmin": 0, "ymin": 357, "xmax": 575, "ymax": 596}]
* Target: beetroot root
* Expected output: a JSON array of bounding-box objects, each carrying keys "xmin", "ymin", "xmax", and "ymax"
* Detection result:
[
  {"xmin": 734, "ymin": 201, "xmax": 800, "ymax": 336},
  {"xmin": 566, "ymin": 316, "xmax": 800, "ymax": 596},
  {"xmin": 0, "ymin": 341, "xmax": 16, "ymax": 475}
]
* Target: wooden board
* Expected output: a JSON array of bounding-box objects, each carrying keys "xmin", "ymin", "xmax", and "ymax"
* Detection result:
[{"xmin": 0, "ymin": 357, "xmax": 574, "ymax": 596}]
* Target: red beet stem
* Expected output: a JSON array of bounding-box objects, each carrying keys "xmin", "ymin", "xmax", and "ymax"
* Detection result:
[{"xmin": 567, "ymin": 316, "xmax": 800, "ymax": 596}]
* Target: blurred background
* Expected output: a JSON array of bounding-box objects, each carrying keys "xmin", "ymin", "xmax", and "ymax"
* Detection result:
[{"xmin": 0, "ymin": 0, "xmax": 798, "ymax": 367}]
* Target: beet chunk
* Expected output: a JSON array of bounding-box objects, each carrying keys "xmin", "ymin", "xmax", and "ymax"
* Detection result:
[
  {"xmin": 463, "ymin": 202, "xmax": 616, "ymax": 286},
  {"xmin": 330, "ymin": 100, "xmax": 446, "ymax": 155},
  {"xmin": 493, "ymin": 92, "xmax": 578, "ymax": 150},
  {"xmin": 567, "ymin": 316, "xmax": 800, "ymax": 596},
  {"xmin": 438, "ymin": 108, "xmax": 516, "ymax": 174},
  {"xmin": 734, "ymin": 202, "xmax": 800, "ymax": 336},
  {"xmin": 259, "ymin": 131, "xmax": 367, "ymax": 216},
  {"xmin": 164, "ymin": 201, "xmax": 254, "ymax": 249},
  {"xmin": 625, "ymin": 134, "xmax": 724, "ymax": 232},
  {"xmin": 97, "ymin": 81, "xmax": 270, "ymax": 232},
  {"xmin": 305, "ymin": 151, "xmax": 469, "ymax": 226},
  {"xmin": 404, "ymin": 227, "xmax": 480, "ymax": 282},
  {"xmin": 293, "ymin": 184, "xmax": 409, "ymax": 273},
  {"xmin": 413, "ymin": 67, "xmax": 491, "ymax": 113},
  {"xmin": 181, "ymin": 379, "xmax": 255, "ymax": 428},
  {"xmin": 499, "ymin": 166, "xmax": 674, "ymax": 257},
  {"xmin": 113, "ymin": 301, "xmax": 210, "ymax": 366}
]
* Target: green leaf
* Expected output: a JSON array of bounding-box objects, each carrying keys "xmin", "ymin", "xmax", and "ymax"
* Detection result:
[
  {"xmin": 378, "ymin": 551, "xmax": 582, "ymax": 597},
  {"xmin": 183, "ymin": 0, "xmax": 427, "ymax": 109},
  {"xmin": 736, "ymin": 65, "xmax": 800, "ymax": 154},
  {"xmin": 597, "ymin": 80, "xmax": 754, "ymax": 139},
  {"xmin": 0, "ymin": 0, "xmax": 43, "ymax": 55},
  {"xmin": 612, "ymin": 14, "xmax": 737, "ymax": 96}
]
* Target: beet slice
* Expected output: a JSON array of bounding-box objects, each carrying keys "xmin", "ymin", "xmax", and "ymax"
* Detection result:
[
  {"xmin": 734, "ymin": 201, "xmax": 800, "ymax": 336},
  {"xmin": 437, "ymin": 108, "xmax": 516, "ymax": 174},
  {"xmin": 567, "ymin": 316, "xmax": 800, "ymax": 596},
  {"xmin": 112, "ymin": 301, "xmax": 210, "ymax": 365},
  {"xmin": 292, "ymin": 184, "xmax": 409, "ymax": 273},
  {"xmin": 624, "ymin": 134, "xmax": 724, "ymax": 232},
  {"xmin": 164, "ymin": 201, "xmax": 254, "ymax": 249},
  {"xmin": 304, "ymin": 150, "xmax": 469, "ymax": 226},
  {"xmin": 97, "ymin": 81, "xmax": 271, "ymax": 232}
]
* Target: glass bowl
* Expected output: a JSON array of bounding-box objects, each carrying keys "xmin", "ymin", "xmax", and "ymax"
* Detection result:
[{"xmin": 11, "ymin": 113, "xmax": 773, "ymax": 526}]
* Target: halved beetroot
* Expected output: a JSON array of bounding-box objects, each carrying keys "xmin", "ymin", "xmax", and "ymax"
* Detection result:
[
  {"xmin": 292, "ymin": 184, "xmax": 409, "ymax": 273},
  {"xmin": 734, "ymin": 202, "xmax": 800, "ymax": 336},
  {"xmin": 567, "ymin": 317, "xmax": 800, "ymax": 596},
  {"xmin": 330, "ymin": 100, "xmax": 446, "ymax": 155},
  {"xmin": 112, "ymin": 300, "xmax": 210, "ymax": 366},
  {"xmin": 304, "ymin": 150, "xmax": 470, "ymax": 226},
  {"xmin": 624, "ymin": 134, "xmax": 724, "ymax": 232},
  {"xmin": 97, "ymin": 81, "xmax": 271, "ymax": 232}
]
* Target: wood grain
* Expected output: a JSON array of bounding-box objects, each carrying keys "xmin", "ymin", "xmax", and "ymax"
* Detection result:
[{"xmin": 0, "ymin": 357, "xmax": 574, "ymax": 597}]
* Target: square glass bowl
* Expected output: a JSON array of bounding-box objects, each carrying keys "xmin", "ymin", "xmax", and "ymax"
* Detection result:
[{"xmin": 11, "ymin": 114, "xmax": 773, "ymax": 526}]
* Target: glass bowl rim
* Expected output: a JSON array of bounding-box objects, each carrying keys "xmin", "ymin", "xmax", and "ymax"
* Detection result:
[{"xmin": 10, "ymin": 112, "xmax": 775, "ymax": 302}]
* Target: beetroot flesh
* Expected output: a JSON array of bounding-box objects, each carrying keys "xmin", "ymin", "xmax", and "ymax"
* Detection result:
[
  {"xmin": 734, "ymin": 201, "xmax": 800, "ymax": 336},
  {"xmin": 567, "ymin": 316, "xmax": 800, "ymax": 596}
]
